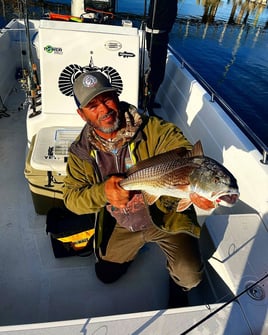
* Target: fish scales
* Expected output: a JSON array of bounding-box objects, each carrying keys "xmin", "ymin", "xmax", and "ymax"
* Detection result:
[
  {"xmin": 121, "ymin": 159, "xmax": 200, "ymax": 189},
  {"xmin": 125, "ymin": 147, "xmax": 189, "ymax": 176}
]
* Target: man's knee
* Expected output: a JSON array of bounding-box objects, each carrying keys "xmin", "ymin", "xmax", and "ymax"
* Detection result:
[
  {"xmin": 170, "ymin": 270, "xmax": 203, "ymax": 290},
  {"xmin": 95, "ymin": 259, "xmax": 132, "ymax": 284},
  {"xmin": 168, "ymin": 261, "xmax": 204, "ymax": 290}
]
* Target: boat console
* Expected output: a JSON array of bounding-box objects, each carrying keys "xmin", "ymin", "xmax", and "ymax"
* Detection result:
[{"xmin": 27, "ymin": 19, "xmax": 140, "ymax": 144}]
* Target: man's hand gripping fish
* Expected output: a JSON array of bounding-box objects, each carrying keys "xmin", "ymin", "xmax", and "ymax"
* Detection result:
[{"xmin": 120, "ymin": 141, "xmax": 239, "ymax": 212}]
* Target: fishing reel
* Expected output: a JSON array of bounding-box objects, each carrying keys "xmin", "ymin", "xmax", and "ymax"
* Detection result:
[
  {"xmin": 16, "ymin": 68, "xmax": 29, "ymax": 91},
  {"xmin": 16, "ymin": 67, "xmax": 42, "ymax": 115},
  {"xmin": 84, "ymin": 0, "xmax": 116, "ymax": 12},
  {"xmin": 70, "ymin": 0, "xmax": 116, "ymax": 24}
]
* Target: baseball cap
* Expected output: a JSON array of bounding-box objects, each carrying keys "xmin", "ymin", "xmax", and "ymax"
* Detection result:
[{"xmin": 73, "ymin": 71, "xmax": 117, "ymax": 108}]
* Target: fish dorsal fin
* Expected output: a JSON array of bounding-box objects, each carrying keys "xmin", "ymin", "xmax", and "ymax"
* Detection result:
[
  {"xmin": 142, "ymin": 192, "xmax": 159, "ymax": 205},
  {"xmin": 126, "ymin": 147, "xmax": 188, "ymax": 176},
  {"xmin": 184, "ymin": 140, "xmax": 204, "ymax": 158}
]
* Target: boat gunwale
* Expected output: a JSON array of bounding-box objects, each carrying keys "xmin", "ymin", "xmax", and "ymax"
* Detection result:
[{"xmin": 168, "ymin": 44, "xmax": 268, "ymax": 165}]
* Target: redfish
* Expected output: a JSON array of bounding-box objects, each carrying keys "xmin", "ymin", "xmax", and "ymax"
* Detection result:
[{"xmin": 120, "ymin": 141, "xmax": 239, "ymax": 212}]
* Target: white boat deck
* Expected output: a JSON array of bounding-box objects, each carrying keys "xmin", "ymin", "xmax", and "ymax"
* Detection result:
[
  {"xmin": 1, "ymin": 81, "xmax": 267, "ymax": 335},
  {"xmin": 0, "ymin": 83, "xmax": 226, "ymax": 333},
  {"xmin": 0, "ymin": 84, "xmax": 166, "ymax": 322},
  {"xmin": 1, "ymin": 18, "xmax": 268, "ymax": 334}
]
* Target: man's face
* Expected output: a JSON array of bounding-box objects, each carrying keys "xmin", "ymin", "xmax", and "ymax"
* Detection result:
[{"xmin": 77, "ymin": 92, "xmax": 120, "ymax": 136}]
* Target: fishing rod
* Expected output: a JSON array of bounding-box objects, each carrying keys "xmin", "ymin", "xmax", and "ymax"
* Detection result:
[
  {"xmin": 140, "ymin": 0, "xmax": 158, "ymax": 114},
  {"xmin": 180, "ymin": 271, "xmax": 268, "ymax": 335},
  {"xmin": 20, "ymin": 0, "xmax": 41, "ymax": 118},
  {"xmin": 138, "ymin": 0, "xmax": 148, "ymax": 114}
]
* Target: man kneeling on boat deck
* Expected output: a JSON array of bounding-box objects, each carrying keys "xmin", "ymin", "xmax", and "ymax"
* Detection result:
[{"xmin": 63, "ymin": 71, "xmax": 203, "ymax": 308}]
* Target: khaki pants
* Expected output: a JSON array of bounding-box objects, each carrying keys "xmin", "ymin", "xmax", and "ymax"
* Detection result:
[{"xmin": 99, "ymin": 223, "xmax": 203, "ymax": 290}]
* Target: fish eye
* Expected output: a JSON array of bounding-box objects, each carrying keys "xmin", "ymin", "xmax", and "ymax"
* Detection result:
[{"xmin": 214, "ymin": 177, "xmax": 220, "ymax": 184}]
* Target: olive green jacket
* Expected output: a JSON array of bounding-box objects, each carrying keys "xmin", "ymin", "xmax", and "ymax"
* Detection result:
[{"xmin": 63, "ymin": 106, "xmax": 200, "ymax": 240}]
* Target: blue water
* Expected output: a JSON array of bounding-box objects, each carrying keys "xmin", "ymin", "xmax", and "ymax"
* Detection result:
[
  {"xmin": 1, "ymin": 0, "xmax": 268, "ymax": 146},
  {"xmin": 170, "ymin": 22, "xmax": 268, "ymax": 144}
]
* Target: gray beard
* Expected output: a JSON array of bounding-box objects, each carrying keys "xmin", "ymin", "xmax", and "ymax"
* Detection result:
[
  {"xmin": 97, "ymin": 116, "xmax": 120, "ymax": 134},
  {"xmin": 87, "ymin": 110, "xmax": 121, "ymax": 134}
]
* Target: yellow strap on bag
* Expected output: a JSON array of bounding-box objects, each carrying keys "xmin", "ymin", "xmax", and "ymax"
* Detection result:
[{"xmin": 57, "ymin": 228, "xmax": 95, "ymax": 250}]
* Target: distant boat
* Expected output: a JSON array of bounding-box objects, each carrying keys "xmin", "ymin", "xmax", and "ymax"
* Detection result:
[{"xmin": 0, "ymin": 0, "xmax": 267, "ymax": 334}]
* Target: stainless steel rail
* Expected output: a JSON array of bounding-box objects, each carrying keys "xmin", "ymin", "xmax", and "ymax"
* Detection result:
[{"xmin": 168, "ymin": 45, "xmax": 268, "ymax": 165}]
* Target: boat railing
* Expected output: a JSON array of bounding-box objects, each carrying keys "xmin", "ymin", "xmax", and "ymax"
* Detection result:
[{"xmin": 168, "ymin": 44, "xmax": 268, "ymax": 165}]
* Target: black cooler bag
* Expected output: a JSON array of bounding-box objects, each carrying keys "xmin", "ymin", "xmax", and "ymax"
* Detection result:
[{"xmin": 46, "ymin": 207, "xmax": 95, "ymax": 258}]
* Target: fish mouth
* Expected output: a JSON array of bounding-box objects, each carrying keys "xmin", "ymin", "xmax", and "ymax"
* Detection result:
[{"xmin": 215, "ymin": 192, "xmax": 239, "ymax": 207}]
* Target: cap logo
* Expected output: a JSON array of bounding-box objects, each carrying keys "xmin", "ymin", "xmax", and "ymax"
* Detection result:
[{"xmin": 82, "ymin": 74, "xmax": 98, "ymax": 88}]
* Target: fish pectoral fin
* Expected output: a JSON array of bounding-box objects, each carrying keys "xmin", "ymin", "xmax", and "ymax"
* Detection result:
[
  {"xmin": 189, "ymin": 193, "xmax": 215, "ymax": 211},
  {"xmin": 142, "ymin": 192, "xmax": 159, "ymax": 205},
  {"xmin": 176, "ymin": 198, "xmax": 192, "ymax": 212}
]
